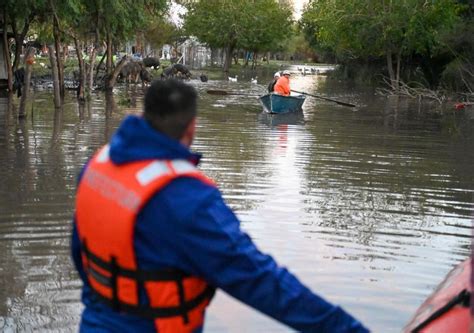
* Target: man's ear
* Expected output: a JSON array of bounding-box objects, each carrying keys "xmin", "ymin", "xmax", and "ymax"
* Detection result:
[{"xmin": 180, "ymin": 117, "xmax": 196, "ymax": 147}]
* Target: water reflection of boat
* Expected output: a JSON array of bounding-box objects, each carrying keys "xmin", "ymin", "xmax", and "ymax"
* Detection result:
[
  {"xmin": 403, "ymin": 258, "xmax": 470, "ymax": 333},
  {"xmin": 259, "ymin": 93, "xmax": 306, "ymax": 114},
  {"xmin": 258, "ymin": 110, "xmax": 304, "ymax": 126}
]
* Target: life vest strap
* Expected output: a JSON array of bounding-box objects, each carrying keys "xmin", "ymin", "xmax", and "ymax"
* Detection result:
[
  {"xmin": 83, "ymin": 240, "xmax": 188, "ymax": 281},
  {"xmin": 90, "ymin": 282, "xmax": 215, "ymax": 319},
  {"xmin": 110, "ymin": 256, "xmax": 120, "ymax": 312},
  {"xmin": 82, "ymin": 240, "xmax": 215, "ymax": 319}
]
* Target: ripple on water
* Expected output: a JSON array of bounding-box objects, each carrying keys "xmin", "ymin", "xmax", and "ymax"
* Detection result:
[{"xmin": 0, "ymin": 81, "xmax": 473, "ymax": 332}]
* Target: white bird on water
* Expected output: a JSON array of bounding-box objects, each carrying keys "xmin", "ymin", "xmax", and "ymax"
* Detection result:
[
  {"xmin": 228, "ymin": 75, "xmax": 238, "ymax": 82},
  {"xmin": 251, "ymin": 77, "xmax": 258, "ymax": 84}
]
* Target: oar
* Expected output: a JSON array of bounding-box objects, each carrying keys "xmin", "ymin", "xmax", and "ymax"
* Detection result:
[
  {"xmin": 206, "ymin": 89, "xmax": 261, "ymax": 97},
  {"xmin": 291, "ymin": 89, "xmax": 356, "ymax": 107}
]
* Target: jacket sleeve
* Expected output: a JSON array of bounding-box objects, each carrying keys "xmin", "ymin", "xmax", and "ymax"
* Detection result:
[{"xmin": 160, "ymin": 186, "xmax": 369, "ymax": 333}]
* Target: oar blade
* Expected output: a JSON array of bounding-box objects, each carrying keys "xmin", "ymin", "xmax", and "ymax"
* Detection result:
[
  {"xmin": 335, "ymin": 101, "xmax": 357, "ymax": 107},
  {"xmin": 206, "ymin": 90, "xmax": 229, "ymax": 95},
  {"xmin": 206, "ymin": 90, "xmax": 261, "ymax": 97}
]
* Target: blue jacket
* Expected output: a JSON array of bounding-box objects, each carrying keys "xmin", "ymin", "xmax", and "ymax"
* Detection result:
[{"xmin": 71, "ymin": 115, "xmax": 369, "ymax": 333}]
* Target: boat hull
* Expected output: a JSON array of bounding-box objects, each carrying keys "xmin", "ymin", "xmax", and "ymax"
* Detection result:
[
  {"xmin": 259, "ymin": 93, "xmax": 306, "ymax": 114},
  {"xmin": 403, "ymin": 258, "xmax": 471, "ymax": 333}
]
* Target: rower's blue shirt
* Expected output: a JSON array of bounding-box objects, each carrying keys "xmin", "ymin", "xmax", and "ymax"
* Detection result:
[{"xmin": 71, "ymin": 115, "xmax": 369, "ymax": 333}]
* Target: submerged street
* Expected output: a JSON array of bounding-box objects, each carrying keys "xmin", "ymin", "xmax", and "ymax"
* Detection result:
[{"xmin": 0, "ymin": 72, "xmax": 473, "ymax": 332}]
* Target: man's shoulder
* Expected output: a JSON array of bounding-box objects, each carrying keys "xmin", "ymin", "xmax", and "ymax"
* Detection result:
[
  {"xmin": 136, "ymin": 175, "xmax": 234, "ymax": 259},
  {"xmin": 164, "ymin": 175, "xmax": 219, "ymax": 200},
  {"xmin": 146, "ymin": 175, "xmax": 222, "ymax": 220}
]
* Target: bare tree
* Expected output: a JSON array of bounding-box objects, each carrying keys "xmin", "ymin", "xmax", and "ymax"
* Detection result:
[{"xmin": 48, "ymin": 44, "xmax": 61, "ymax": 108}]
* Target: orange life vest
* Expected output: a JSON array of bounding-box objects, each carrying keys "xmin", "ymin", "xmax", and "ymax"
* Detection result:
[
  {"xmin": 274, "ymin": 76, "xmax": 291, "ymax": 96},
  {"xmin": 76, "ymin": 145, "xmax": 216, "ymax": 333}
]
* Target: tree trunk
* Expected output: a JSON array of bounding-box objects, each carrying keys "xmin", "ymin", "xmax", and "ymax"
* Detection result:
[
  {"xmin": 106, "ymin": 56, "xmax": 129, "ymax": 91},
  {"xmin": 94, "ymin": 51, "xmax": 106, "ymax": 84},
  {"xmin": 106, "ymin": 32, "xmax": 113, "ymax": 77},
  {"xmin": 48, "ymin": 45, "xmax": 61, "ymax": 109},
  {"xmin": 52, "ymin": 107, "xmax": 63, "ymax": 143},
  {"xmin": 243, "ymin": 51, "xmax": 249, "ymax": 67},
  {"xmin": 13, "ymin": 38, "xmax": 23, "ymax": 73},
  {"xmin": 87, "ymin": 18, "xmax": 100, "ymax": 96},
  {"xmin": 135, "ymin": 31, "xmax": 143, "ymax": 55},
  {"xmin": 53, "ymin": 18, "xmax": 65, "ymax": 98},
  {"xmin": 223, "ymin": 45, "xmax": 233, "ymax": 73},
  {"xmin": 395, "ymin": 50, "xmax": 402, "ymax": 90},
  {"xmin": 105, "ymin": 90, "xmax": 116, "ymax": 115},
  {"xmin": 104, "ymin": 31, "xmax": 118, "ymax": 90},
  {"xmin": 2, "ymin": 10, "xmax": 13, "ymax": 92},
  {"xmin": 210, "ymin": 48, "xmax": 215, "ymax": 67},
  {"xmin": 5, "ymin": 93, "xmax": 13, "ymax": 128},
  {"xmin": 18, "ymin": 47, "xmax": 35, "ymax": 118},
  {"xmin": 233, "ymin": 52, "xmax": 239, "ymax": 65},
  {"xmin": 73, "ymin": 37, "xmax": 85, "ymax": 102},
  {"xmin": 62, "ymin": 45, "xmax": 68, "ymax": 63},
  {"xmin": 88, "ymin": 45, "xmax": 97, "ymax": 93},
  {"xmin": 251, "ymin": 52, "xmax": 257, "ymax": 70},
  {"xmin": 104, "ymin": 91, "xmax": 116, "ymax": 138},
  {"xmin": 11, "ymin": 16, "xmax": 30, "ymax": 72},
  {"xmin": 386, "ymin": 50, "xmax": 397, "ymax": 90}
]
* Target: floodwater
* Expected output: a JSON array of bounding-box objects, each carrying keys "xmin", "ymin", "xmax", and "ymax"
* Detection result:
[{"xmin": 0, "ymin": 70, "xmax": 473, "ymax": 332}]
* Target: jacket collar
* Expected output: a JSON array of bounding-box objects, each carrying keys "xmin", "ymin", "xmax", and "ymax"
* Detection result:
[{"xmin": 108, "ymin": 115, "xmax": 201, "ymax": 166}]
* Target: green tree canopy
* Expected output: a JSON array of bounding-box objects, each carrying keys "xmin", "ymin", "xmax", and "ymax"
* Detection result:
[
  {"xmin": 183, "ymin": 0, "xmax": 293, "ymax": 72},
  {"xmin": 144, "ymin": 17, "xmax": 181, "ymax": 50},
  {"xmin": 300, "ymin": 0, "xmax": 463, "ymax": 89}
]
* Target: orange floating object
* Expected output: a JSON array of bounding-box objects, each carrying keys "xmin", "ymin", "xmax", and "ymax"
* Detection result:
[{"xmin": 403, "ymin": 258, "xmax": 471, "ymax": 332}]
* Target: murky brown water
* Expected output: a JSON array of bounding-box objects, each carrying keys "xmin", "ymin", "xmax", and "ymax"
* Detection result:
[{"xmin": 0, "ymin": 71, "xmax": 473, "ymax": 332}]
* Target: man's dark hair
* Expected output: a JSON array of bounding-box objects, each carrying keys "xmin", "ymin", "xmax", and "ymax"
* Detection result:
[{"xmin": 144, "ymin": 79, "xmax": 197, "ymax": 140}]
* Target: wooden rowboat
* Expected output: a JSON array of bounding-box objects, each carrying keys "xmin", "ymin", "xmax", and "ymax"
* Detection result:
[{"xmin": 259, "ymin": 93, "xmax": 306, "ymax": 114}]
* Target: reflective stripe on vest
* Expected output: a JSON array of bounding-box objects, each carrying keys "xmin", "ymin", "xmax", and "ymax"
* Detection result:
[{"xmin": 76, "ymin": 145, "xmax": 215, "ymax": 333}]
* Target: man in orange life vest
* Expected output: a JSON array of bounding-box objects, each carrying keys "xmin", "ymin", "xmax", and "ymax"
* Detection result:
[
  {"xmin": 71, "ymin": 79, "xmax": 369, "ymax": 332},
  {"xmin": 274, "ymin": 70, "xmax": 292, "ymax": 96}
]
